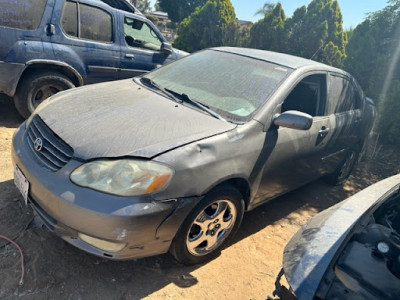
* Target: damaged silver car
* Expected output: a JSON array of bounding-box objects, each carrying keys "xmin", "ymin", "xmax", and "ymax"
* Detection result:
[
  {"xmin": 12, "ymin": 47, "xmax": 375, "ymax": 264},
  {"xmin": 275, "ymin": 173, "xmax": 400, "ymax": 300}
]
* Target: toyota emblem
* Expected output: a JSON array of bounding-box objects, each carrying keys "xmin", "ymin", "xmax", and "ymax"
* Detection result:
[{"xmin": 34, "ymin": 138, "xmax": 43, "ymax": 152}]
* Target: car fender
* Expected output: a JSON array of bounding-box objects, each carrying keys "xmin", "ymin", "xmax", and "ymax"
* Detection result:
[
  {"xmin": 153, "ymin": 120, "xmax": 266, "ymax": 203},
  {"xmin": 4, "ymin": 58, "xmax": 84, "ymax": 97},
  {"xmin": 23, "ymin": 59, "xmax": 84, "ymax": 85}
]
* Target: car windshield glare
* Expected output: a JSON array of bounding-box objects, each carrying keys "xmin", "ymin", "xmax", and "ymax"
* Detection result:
[{"xmin": 144, "ymin": 50, "xmax": 293, "ymax": 123}]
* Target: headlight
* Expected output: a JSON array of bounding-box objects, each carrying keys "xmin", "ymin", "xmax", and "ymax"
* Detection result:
[{"xmin": 70, "ymin": 159, "xmax": 174, "ymax": 196}]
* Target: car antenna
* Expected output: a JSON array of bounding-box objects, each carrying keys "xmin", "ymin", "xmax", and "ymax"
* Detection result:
[{"xmin": 310, "ymin": 41, "xmax": 325, "ymax": 60}]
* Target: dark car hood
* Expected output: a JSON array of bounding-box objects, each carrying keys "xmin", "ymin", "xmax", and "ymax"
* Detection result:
[
  {"xmin": 282, "ymin": 173, "xmax": 400, "ymax": 300},
  {"xmin": 36, "ymin": 79, "xmax": 236, "ymax": 160}
]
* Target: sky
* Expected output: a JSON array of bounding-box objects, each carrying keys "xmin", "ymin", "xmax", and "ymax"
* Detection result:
[{"xmin": 149, "ymin": 0, "xmax": 389, "ymax": 29}]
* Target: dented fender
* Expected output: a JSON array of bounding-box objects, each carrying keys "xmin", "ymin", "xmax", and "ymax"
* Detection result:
[{"xmin": 153, "ymin": 120, "xmax": 268, "ymax": 203}]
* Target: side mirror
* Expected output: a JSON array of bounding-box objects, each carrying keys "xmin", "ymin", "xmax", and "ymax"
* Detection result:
[
  {"xmin": 273, "ymin": 110, "xmax": 313, "ymax": 130},
  {"xmin": 132, "ymin": 19, "xmax": 144, "ymax": 30},
  {"xmin": 161, "ymin": 42, "xmax": 173, "ymax": 55}
]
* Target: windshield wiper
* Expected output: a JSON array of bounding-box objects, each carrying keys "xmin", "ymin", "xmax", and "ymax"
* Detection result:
[
  {"xmin": 140, "ymin": 78, "xmax": 225, "ymax": 121},
  {"xmin": 165, "ymin": 89, "xmax": 226, "ymax": 121},
  {"xmin": 140, "ymin": 77, "xmax": 179, "ymax": 102}
]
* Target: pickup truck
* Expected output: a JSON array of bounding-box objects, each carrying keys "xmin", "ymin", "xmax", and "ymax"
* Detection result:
[{"xmin": 0, "ymin": 0, "xmax": 187, "ymax": 118}]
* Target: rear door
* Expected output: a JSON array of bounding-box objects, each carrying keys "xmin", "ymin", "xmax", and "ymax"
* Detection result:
[
  {"xmin": 118, "ymin": 13, "xmax": 170, "ymax": 79},
  {"xmin": 322, "ymin": 73, "xmax": 364, "ymax": 171},
  {"xmin": 50, "ymin": 0, "xmax": 120, "ymax": 84}
]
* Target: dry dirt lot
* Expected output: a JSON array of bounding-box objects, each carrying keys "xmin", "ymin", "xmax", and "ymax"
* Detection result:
[{"xmin": 1, "ymin": 94, "xmax": 399, "ymax": 300}]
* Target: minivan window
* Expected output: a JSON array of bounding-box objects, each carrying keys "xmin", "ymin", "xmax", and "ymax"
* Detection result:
[
  {"xmin": 0, "ymin": 0, "xmax": 47, "ymax": 30},
  {"xmin": 124, "ymin": 17, "xmax": 162, "ymax": 51},
  {"xmin": 61, "ymin": 1, "xmax": 112, "ymax": 43}
]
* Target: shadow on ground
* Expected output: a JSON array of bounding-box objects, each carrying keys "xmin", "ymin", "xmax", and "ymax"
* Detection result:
[{"xmin": 0, "ymin": 94, "xmax": 24, "ymax": 128}]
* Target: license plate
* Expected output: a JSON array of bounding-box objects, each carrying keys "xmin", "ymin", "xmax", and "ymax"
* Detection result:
[{"xmin": 14, "ymin": 165, "xmax": 29, "ymax": 205}]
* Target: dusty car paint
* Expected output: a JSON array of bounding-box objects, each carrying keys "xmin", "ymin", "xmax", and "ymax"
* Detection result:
[
  {"xmin": 35, "ymin": 80, "xmax": 237, "ymax": 159},
  {"xmin": 278, "ymin": 173, "xmax": 400, "ymax": 299},
  {"xmin": 12, "ymin": 47, "xmax": 376, "ymax": 263}
]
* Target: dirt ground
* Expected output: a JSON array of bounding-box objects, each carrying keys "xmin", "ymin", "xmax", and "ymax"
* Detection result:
[{"xmin": 1, "ymin": 94, "xmax": 399, "ymax": 300}]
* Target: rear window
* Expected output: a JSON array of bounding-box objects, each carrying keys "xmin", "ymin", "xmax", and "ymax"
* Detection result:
[{"xmin": 0, "ymin": 0, "xmax": 47, "ymax": 30}]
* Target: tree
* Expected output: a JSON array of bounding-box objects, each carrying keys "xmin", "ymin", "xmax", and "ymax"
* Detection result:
[
  {"xmin": 173, "ymin": 0, "xmax": 238, "ymax": 52},
  {"xmin": 285, "ymin": 5, "xmax": 307, "ymax": 55},
  {"xmin": 248, "ymin": 3, "xmax": 287, "ymax": 52},
  {"xmin": 254, "ymin": 2, "xmax": 275, "ymax": 17},
  {"xmin": 285, "ymin": 0, "xmax": 347, "ymax": 67},
  {"xmin": 136, "ymin": 0, "xmax": 152, "ymax": 13},
  {"xmin": 344, "ymin": 0, "xmax": 400, "ymax": 144},
  {"xmin": 156, "ymin": 0, "xmax": 207, "ymax": 23}
]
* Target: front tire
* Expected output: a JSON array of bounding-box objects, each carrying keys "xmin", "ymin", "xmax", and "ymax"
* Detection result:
[
  {"xmin": 170, "ymin": 185, "xmax": 244, "ymax": 265},
  {"xmin": 14, "ymin": 71, "xmax": 75, "ymax": 119}
]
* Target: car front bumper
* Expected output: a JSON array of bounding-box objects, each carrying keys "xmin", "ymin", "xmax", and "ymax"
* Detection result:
[{"xmin": 11, "ymin": 122, "xmax": 201, "ymax": 260}]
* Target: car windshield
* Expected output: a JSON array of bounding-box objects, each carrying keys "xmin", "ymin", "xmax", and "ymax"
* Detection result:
[{"xmin": 143, "ymin": 49, "xmax": 293, "ymax": 123}]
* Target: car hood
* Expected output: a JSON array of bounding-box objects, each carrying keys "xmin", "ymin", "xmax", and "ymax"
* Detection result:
[
  {"xmin": 35, "ymin": 79, "xmax": 236, "ymax": 160},
  {"xmin": 282, "ymin": 173, "xmax": 400, "ymax": 300},
  {"xmin": 173, "ymin": 48, "xmax": 189, "ymax": 58}
]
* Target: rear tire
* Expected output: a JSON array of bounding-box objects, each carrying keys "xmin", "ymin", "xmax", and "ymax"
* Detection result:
[
  {"xmin": 170, "ymin": 185, "xmax": 244, "ymax": 265},
  {"xmin": 14, "ymin": 71, "xmax": 75, "ymax": 119},
  {"xmin": 324, "ymin": 149, "xmax": 359, "ymax": 185}
]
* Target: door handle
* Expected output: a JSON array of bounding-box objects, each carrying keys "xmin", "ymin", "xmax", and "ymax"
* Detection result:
[
  {"xmin": 319, "ymin": 127, "xmax": 330, "ymax": 137},
  {"xmin": 125, "ymin": 53, "xmax": 135, "ymax": 58},
  {"xmin": 47, "ymin": 24, "xmax": 55, "ymax": 36}
]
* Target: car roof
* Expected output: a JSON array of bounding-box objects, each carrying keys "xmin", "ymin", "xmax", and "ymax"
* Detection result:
[
  {"xmin": 97, "ymin": 0, "xmax": 142, "ymax": 15},
  {"xmin": 212, "ymin": 47, "xmax": 345, "ymax": 73}
]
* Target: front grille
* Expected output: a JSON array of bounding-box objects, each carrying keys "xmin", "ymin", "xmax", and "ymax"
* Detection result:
[{"xmin": 26, "ymin": 115, "xmax": 73, "ymax": 171}]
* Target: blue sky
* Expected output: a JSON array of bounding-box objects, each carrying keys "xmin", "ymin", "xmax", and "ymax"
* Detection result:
[{"xmin": 149, "ymin": 0, "xmax": 389, "ymax": 29}]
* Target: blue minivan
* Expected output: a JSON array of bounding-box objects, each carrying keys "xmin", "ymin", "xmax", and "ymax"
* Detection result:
[{"xmin": 0, "ymin": 0, "xmax": 186, "ymax": 118}]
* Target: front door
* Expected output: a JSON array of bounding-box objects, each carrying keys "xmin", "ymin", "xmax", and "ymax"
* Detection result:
[
  {"xmin": 253, "ymin": 73, "xmax": 334, "ymax": 204},
  {"xmin": 118, "ymin": 14, "xmax": 169, "ymax": 79}
]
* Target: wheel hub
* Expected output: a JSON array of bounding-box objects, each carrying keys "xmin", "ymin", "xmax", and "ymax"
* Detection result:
[
  {"xmin": 206, "ymin": 219, "xmax": 221, "ymax": 236},
  {"xmin": 186, "ymin": 199, "xmax": 237, "ymax": 256}
]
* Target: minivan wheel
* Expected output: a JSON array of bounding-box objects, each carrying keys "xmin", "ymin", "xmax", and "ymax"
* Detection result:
[
  {"xmin": 170, "ymin": 185, "xmax": 244, "ymax": 265},
  {"xmin": 324, "ymin": 150, "xmax": 359, "ymax": 185},
  {"xmin": 14, "ymin": 71, "xmax": 75, "ymax": 119}
]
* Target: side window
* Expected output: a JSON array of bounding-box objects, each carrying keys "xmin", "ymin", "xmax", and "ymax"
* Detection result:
[
  {"xmin": 61, "ymin": 1, "xmax": 78, "ymax": 37},
  {"xmin": 0, "ymin": 0, "xmax": 47, "ymax": 30},
  {"xmin": 80, "ymin": 4, "xmax": 112, "ymax": 42},
  {"xmin": 124, "ymin": 17, "xmax": 162, "ymax": 51},
  {"xmin": 351, "ymin": 79, "xmax": 364, "ymax": 109},
  {"xmin": 329, "ymin": 74, "xmax": 357, "ymax": 113},
  {"xmin": 61, "ymin": 1, "xmax": 112, "ymax": 43},
  {"xmin": 282, "ymin": 74, "xmax": 327, "ymax": 117}
]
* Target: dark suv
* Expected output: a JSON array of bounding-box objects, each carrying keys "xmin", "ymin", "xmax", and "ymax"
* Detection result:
[{"xmin": 0, "ymin": 0, "xmax": 186, "ymax": 118}]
